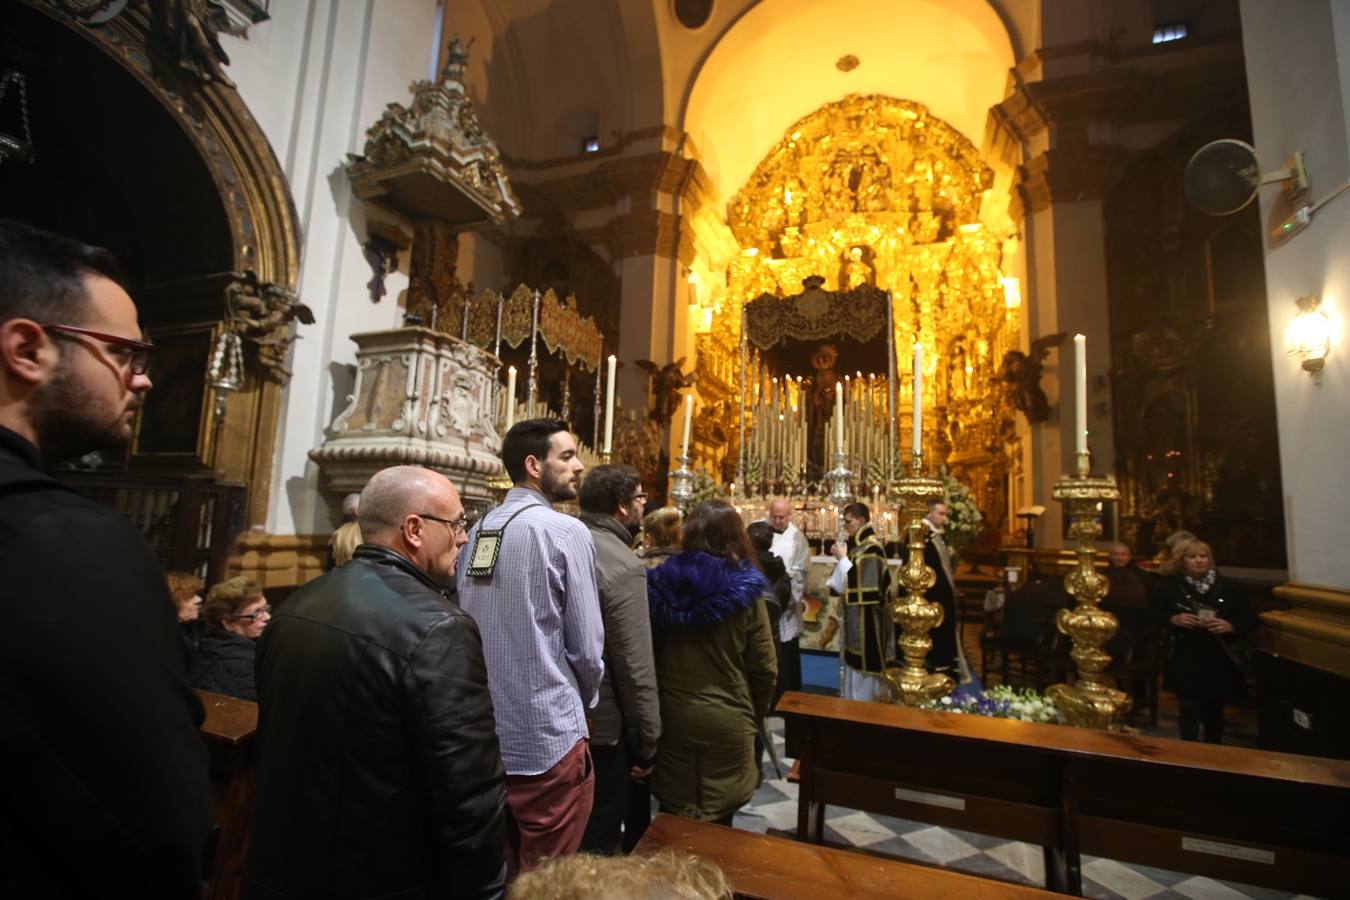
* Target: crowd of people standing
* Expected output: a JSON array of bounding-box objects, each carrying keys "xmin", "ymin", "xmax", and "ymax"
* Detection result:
[{"xmin": 0, "ymin": 218, "xmax": 1265, "ymax": 900}]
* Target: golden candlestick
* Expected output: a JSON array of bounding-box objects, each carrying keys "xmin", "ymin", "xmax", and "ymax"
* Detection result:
[
  {"xmin": 885, "ymin": 453, "xmax": 955, "ymax": 705},
  {"xmin": 1046, "ymin": 452, "xmax": 1130, "ymax": 729}
]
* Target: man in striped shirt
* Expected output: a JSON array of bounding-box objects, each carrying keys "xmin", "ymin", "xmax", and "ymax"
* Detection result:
[{"xmin": 457, "ymin": 418, "xmax": 605, "ymax": 875}]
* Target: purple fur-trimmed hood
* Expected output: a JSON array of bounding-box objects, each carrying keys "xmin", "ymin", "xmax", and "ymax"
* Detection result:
[{"xmin": 647, "ymin": 550, "xmax": 769, "ymax": 631}]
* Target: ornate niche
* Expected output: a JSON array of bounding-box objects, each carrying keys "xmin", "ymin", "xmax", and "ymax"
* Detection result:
[
  {"xmin": 1104, "ymin": 109, "xmax": 1285, "ymax": 568},
  {"xmin": 699, "ymin": 94, "xmax": 1019, "ymax": 529}
]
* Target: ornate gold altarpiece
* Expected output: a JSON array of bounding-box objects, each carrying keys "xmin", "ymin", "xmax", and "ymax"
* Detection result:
[{"xmin": 695, "ymin": 94, "xmax": 1020, "ymax": 539}]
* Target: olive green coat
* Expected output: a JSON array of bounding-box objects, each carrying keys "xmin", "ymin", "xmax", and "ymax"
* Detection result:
[{"xmin": 646, "ymin": 551, "xmax": 777, "ymax": 821}]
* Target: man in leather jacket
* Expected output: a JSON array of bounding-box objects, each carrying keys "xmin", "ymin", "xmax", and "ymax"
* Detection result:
[{"xmin": 245, "ymin": 466, "xmax": 508, "ymax": 899}]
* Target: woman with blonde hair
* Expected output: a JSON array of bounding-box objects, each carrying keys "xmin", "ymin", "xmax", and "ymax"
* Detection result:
[
  {"xmin": 191, "ymin": 576, "xmax": 270, "ymax": 701},
  {"xmin": 637, "ymin": 507, "xmax": 682, "ymax": 569},
  {"xmin": 1151, "ymin": 538, "xmax": 1257, "ymax": 742},
  {"xmin": 329, "ymin": 520, "xmax": 363, "ymax": 567}
]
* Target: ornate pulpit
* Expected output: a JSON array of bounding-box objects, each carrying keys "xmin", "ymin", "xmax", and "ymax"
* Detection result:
[{"xmin": 309, "ymin": 328, "xmax": 504, "ymax": 509}]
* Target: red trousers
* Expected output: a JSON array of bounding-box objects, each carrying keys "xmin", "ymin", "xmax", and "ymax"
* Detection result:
[{"xmin": 505, "ymin": 738, "xmax": 594, "ymax": 876}]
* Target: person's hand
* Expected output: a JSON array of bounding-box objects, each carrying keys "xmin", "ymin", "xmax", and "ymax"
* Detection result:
[
  {"xmin": 630, "ymin": 762, "xmax": 654, "ymax": 779},
  {"xmin": 794, "ymin": 599, "xmax": 807, "ymax": 617},
  {"xmin": 831, "ymin": 541, "xmax": 848, "ymax": 559},
  {"xmin": 1171, "ymin": 613, "xmax": 1201, "ymax": 628},
  {"xmin": 1205, "ymin": 617, "xmax": 1234, "ymax": 635}
]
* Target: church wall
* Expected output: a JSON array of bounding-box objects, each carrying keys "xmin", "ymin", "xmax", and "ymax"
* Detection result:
[
  {"xmin": 221, "ymin": 1, "xmax": 441, "ymax": 536},
  {"xmin": 1240, "ymin": 0, "xmax": 1350, "ymax": 589}
]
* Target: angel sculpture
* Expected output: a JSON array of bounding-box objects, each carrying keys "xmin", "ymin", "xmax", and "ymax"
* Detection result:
[
  {"xmin": 636, "ymin": 357, "xmax": 696, "ymax": 426},
  {"xmin": 147, "ymin": 0, "xmax": 245, "ymax": 87},
  {"xmin": 999, "ymin": 332, "xmax": 1067, "ymax": 425}
]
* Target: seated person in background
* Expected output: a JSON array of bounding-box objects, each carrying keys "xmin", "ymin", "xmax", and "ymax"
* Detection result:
[
  {"xmin": 191, "ymin": 575, "xmax": 269, "ymax": 701},
  {"xmin": 1104, "ymin": 541, "xmax": 1157, "ymax": 659},
  {"xmin": 638, "ymin": 506, "xmax": 682, "ymax": 569},
  {"xmin": 166, "ymin": 570, "xmax": 204, "ymax": 656}
]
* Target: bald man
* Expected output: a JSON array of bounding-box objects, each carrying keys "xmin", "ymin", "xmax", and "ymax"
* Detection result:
[
  {"xmin": 764, "ymin": 498, "xmax": 809, "ymax": 696},
  {"xmin": 247, "ymin": 466, "xmax": 508, "ymax": 900}
]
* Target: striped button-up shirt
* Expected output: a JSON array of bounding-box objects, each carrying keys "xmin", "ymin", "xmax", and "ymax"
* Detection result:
[{"xmin": 456, "ymin": 487, "xmax": 605, "ymax": 775}]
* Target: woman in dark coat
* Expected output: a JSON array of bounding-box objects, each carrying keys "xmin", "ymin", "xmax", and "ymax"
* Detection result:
[
  {"xmin": 1151, "ymin": 539, "xmax": 1258, "ymax": 743},
  {"xmin": 647, "ymin": 501, "xmax": 777, "ymax": 824},
  {"xmin": 191, "ymin": 576, "xmax": 270, "ymax": 701}
]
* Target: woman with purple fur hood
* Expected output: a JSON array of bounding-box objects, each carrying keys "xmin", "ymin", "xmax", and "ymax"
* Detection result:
[{"xmin": 646, "ymin": 500, "xmax": 778, "ymax": 823}]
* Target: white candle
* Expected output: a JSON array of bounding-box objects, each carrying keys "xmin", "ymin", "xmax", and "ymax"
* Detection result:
[
  {"xmin": 912, "ymin": 343, "xmax": 923, "ymax": 454},
  {"xmin": 603, "ymin": 354, "xmax": 617, "ymax": 454},
  {"xmin": 835, "ymin": 381, "xmax": 844, "ymax": 454},
  {"xmin": 681, "ymin": 393, "xmax": 694, "ymax": 458},
  {"xmin": 505, "ymin": 366, "xmax": 517, "ymax": 431},
  {"xmin": 1074, "ymin": 334, "xmax": 1087, "ymax": 456}
]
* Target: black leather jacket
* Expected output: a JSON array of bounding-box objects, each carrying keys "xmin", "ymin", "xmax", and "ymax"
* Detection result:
[{"xmin": 245, "ymin": 545, "xmax": 508, "ymax": 900}]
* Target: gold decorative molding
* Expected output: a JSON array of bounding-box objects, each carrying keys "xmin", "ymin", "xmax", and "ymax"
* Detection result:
[
  {"xmin": 1255, "ymin": 583, "xmax": 1350, "ymax": 679},
  {"xmin": 228, "ymin": 533, "xmax": 330, "ymax": 593}
]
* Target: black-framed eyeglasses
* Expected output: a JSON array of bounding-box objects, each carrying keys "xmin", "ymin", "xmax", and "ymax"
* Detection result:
[
  {"xmin": 40, "ymin": 323, "xmax": 153, "ymax": 375},
  {"xmin": 630, "ymin": 492, "xmax": 648, "ymax": 505},
  {"xmin": 229, "ymin": 604, "xmax": 272, "ymax": 621},
  {"xmin": 418, "ymin": 512, "xmax": 469, "ymax": 536}
]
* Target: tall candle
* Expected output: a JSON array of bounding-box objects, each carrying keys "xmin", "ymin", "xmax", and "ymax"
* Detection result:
[
  {"xmin": 1074, "ymin": 334, "xmax": 1087, "ymax": 456},
  {"xmin": 681, "ymin": 393, "xmax": 694, "ymax": 458},
  {"xmin": 835, "ymin": 381, "xmax": 845, "ymax": 454},
  {"xmin": 912, "ymin": 343, "xmax": 923, "ymax": 454},
  {"xmin": 505, "ymin": 366, "xmax": 517, "ymax": 431},
  {"xmin": 603, "ymin": 354, "xmax": 617, "ymax": 454}
]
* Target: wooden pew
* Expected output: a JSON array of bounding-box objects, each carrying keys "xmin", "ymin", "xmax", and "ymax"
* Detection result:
[
  {"xmin": 779, "ymin": 691, "xmax": 1350, "ymax": 896},
  {"xmin": 633, "ymin": 813, "xmax": 1061, "ymax": 899},
  {"xmin": 197, "ymin": 689, "xmax": 258, "ymax": 900}
]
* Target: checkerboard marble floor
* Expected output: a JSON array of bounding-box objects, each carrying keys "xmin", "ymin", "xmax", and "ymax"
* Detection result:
[{"xmin": 733, "ymin": 716, "xmax": 1325, "ymax": 900}]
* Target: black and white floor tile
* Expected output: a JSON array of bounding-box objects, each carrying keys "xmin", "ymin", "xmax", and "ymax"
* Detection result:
[{"xmin": 734, "ymin": 716, "xmax": 1324, "ymax": 900}]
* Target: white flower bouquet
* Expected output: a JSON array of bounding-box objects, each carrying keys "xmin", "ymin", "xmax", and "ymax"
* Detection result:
[
  {"xmin": 923, "ymin": 685, "xmax": 1060, "ymax": 724},
  {"xmin": 939, "ymin": 468, "xmax": 984, "ymax": 555}
]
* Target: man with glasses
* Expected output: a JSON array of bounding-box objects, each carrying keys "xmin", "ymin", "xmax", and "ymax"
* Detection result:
[
  {"xmin": 247, "ymin": 465, "xmax": 508, "ymax": 899},
  {"xmin": 576, "ymin": 464, "xmax": 660, "ymax": 854},
  {"xmin": 0, "ymin": 219, "xmax": 211, "ymax": 898},
  {"xmin": 457, "ymin": 418, "xmax": 605, "ymax": 875}
]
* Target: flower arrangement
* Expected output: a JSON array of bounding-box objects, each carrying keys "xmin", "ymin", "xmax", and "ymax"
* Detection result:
[
  {"xmin": 923, "ymin": 685, "xmax": 1059, "ymax": 724},
  {"xmin": 938, "ymin": 467, "xmax": 983, "ymax": 555}
]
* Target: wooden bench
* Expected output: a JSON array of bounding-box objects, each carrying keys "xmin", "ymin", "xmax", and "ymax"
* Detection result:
[
  {"xmin": 633, "ymin": 813, "xmax": 1060, "ymax": 899},
  {"xmin": 197, "ymin": 689, "xmax": 258, "ymax": 900},
  {"xmin": 779, "ymin": 691, "xmax": 1350, "ymax": 896}
]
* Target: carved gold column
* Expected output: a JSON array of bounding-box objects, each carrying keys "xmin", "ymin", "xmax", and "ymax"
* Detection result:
[
  {"xmin": 886, "ymin": 454, "xmax": 955, "ymax": 705},
  {"xmin": 1046, "ymin": 453, "xmax": 1130, "ymax": 729}
]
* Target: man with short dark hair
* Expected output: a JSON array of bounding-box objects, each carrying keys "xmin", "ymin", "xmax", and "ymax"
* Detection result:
[
  {"xmin": 576, "ymin": 464, "xmax": 660, "ymax": 854},
  {"xmin": 457, "ymin": 418, "xmax": 605, "ymax": 874},
  {"xmin": 0, "ymin": 219, "xmax": 212, "ymax": 898},
  {"xmin": 247, "ymin": 465, "xmax": 508, "ymax": 899}
]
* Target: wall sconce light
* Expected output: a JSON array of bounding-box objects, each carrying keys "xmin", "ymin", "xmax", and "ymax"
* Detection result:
[
  {"xmin": 1000, "ymin": 276, "xmax": 1021, "ymax": 310},
  {"xmin": 1285, "ymin": 294, "xmax": 1331, "ymax": 375}
]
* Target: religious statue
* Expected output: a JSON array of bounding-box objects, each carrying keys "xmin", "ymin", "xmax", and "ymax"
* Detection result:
[
  {"xmin": 224, "ymin": 272, "xmax": 316, "ymax": 378},
  {"xmin": 842, "ymin": 246, "xmax": 874, "ymax": 290},
  {"xmin": 147, "ymin": 0, "xmax": 245, "ymax": 87},
  {"xmin": 999, "ymin": 332, "xmax": 1067, "ymax": 425},
  {"xmin": 636, "ymin": 357, "xmax": 696, "ymax": 426},
  {"xmin": 807, "ymin": 343, "xmax": 841, "ymax": 472}
]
